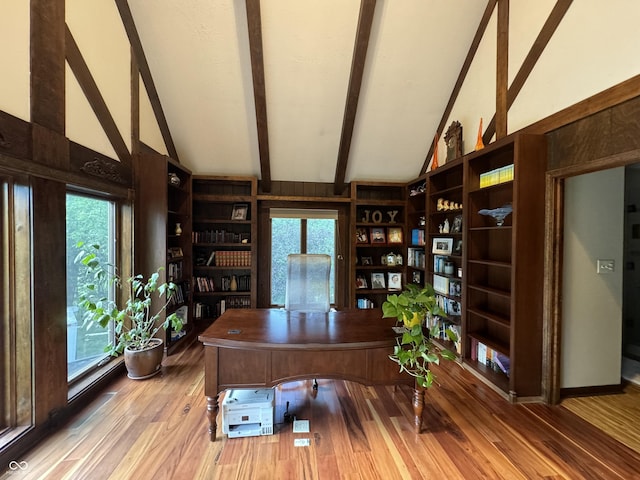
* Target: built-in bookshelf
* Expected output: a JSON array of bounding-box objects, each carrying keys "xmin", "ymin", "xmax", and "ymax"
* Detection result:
[
  {"xmin": 407, "ymin": 176, "xmax": 427, "ymax": 288},
  {"xmin": 134, "ymin": 151, "xmax": 193, "ymax": 354},
  {"xmin": 191, "ymin": 176, "xmax": 257, "ymax": 323},
  {"xmin": 463, "ymin": 133, "xmax": 546, "ymax": 401},
  {"xmin": 426, "ymin": 158, "xmax": 464, "ymax": 357},
  {"xmin": 350, "ymin": 182, "xmax": 406, "ymax": 309}
]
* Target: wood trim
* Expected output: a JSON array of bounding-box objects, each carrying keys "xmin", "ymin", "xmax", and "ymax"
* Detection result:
[
  {"xmin": 246, "ymin": 0, "xmax": 271, "ymax": 193},
  {"xmin": 30, "ymin": 0, "xmax": 65, "ymax": 134},
  {"xmin": 333, "ymin": 0, "xmax": 377, "ymax": 195},
  {"xmin": 495, "ymin": 0, "xmax": 509, "ymax": 139},
  {"xmin": 65, "ymin": 25, "xmax": 132, "ymax": 168},
  {"xmin": 484, "ymin": 0, "xmax": 574, "ymax": 142},
  {"xmin": 114, "ymin": 0, "xmax": 179, "ymax": 162},
  {"xmin": 421, "ymin": 0, "xmax": 497, "ymax": 174},
  {"xmin": 131, "ymin": 47, "xmax": 140, "ymax": 156}
]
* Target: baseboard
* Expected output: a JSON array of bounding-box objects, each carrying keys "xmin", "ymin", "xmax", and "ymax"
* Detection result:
[{"xmin": 560, "ymin": 382, "xmax": 624, "ymax": 398}]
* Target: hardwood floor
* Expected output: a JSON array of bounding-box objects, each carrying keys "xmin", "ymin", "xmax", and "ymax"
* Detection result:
[{"xmin": 12, "ymin": 339, "xmax": 640, "ymax": 479}]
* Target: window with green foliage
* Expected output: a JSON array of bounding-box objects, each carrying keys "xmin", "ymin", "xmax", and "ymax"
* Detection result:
[
  {"xmin": 66, "ymin": 193, "xmax": 116, "ymax": 382},
  {"xmin": 270, "ymin": 209, "xmax": 336, "ymax": 306}
]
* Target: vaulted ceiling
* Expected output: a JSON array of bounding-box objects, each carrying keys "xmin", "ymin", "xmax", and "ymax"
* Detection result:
[{"xmin": 125, "ymin": 0, "xmax": 492, "ymax": 191}]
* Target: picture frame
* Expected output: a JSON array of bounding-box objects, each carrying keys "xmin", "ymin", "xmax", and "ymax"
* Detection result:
[
  {"xmin": 370, "ymin": 227, "xmax": 386, "ymax": 244},
  {"xmin": 356, "ymin": 274, "xmax": 368, "ymax": 289},
  {"xmin": 370, "ymin": 272, "xmax": 386, "ymax": 290},
  {"xmin": 453, "ymin": 239, "xmax": 463, "ymax": 255},
  {"xmin": 231, "ymin": 203, "xmax": 248, "ymax": 221},
  {"xmin": 444, "ymin": 120, "xmax": 463, "ymax": 162},
  {"xmin": 412, "ymin": 270, "xmax": 422, "ymax": 284},
  {"xmin": 361, "ymin": 256, "xmax": 373, "ymax": 265},
  {"xmin": 387, "ymin": 227, "xmax": 403, "ymax": 244},
  {"xmin": 356, "ymin": 228, "xmax": 369, "ymax": 244},
  {"xmin": 432, "ymin": 237, "xmax": 453, "ymax": 255},
  {"xmin": 388, "ymin": 272, "xmax": 402, "ymax": 291},
  {"xmin": 168, "ymin": 247, "xmax": 183, "ymax": 259},
  {"xmin": 451, "ymin": 214, "xmax": 463, "ymax": 233}
]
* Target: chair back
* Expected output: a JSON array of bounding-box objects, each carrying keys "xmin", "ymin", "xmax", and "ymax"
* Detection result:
[{"xmin": 285, "ymin": 254, "xmax": 331, "ymax": 312}]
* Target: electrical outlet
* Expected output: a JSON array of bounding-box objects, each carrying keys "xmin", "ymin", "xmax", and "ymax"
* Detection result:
[{"xmin": 596, "ymin": 259, "xmax": 615, "ymax": 273}]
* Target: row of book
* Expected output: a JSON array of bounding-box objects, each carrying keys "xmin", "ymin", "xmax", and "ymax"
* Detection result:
[
  {"xmin": 192, "ymin": 229, "xmax": 250, "ymax": 244},
  {"xmin": 435, "ymin": 294, "xmax": 461, "ymax": 316},
  {"xmin": 168, "ymin": 281, "xmax": 189, "ymax": 306},
  {"xmin": 202, "ymin": 250, "xmax": 252, "ymax": 267},
  {"xmin": 194, "ymin": 274, "xmax": 251, "ymax": 292},
  {"xmin": 168, "ymin": 261, "xmax": 183, "ymax": 282},
  {"xmin": 411, "ymin": 229, "xmax": 426, "ymax": 246},
  {"xmin": 479, "ymin": 163, "xmax": 514, "ymax": 188},
  {"xmin": 407, "ymin": 247, "xmax": 425, "ymax": 268},
  {"xmin": 425, "ymin": 317, "xmax": 462, "ymax": 354},
  {"xmin": 193, "ymin": 297, "xmax": 251, "ymax": 319},
  {"xmin": 470, "ymin": 338, "xmax": 510, "ymax": 376},
  {"xmin": 356, "ymin": 297, "xmax": 376, "ymax": 309}
]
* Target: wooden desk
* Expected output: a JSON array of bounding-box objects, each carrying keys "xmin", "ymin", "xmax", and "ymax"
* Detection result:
[{"xmin": 199, "ymin": 309, "xmax": 424, "ymax": 441}]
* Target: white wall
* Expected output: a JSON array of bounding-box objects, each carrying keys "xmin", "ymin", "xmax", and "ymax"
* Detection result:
[
  {"xmin": 0, "ymin": 0, "xmax": 30, "ymax": 121},
  {"xmin": 562, "ymin": 167, "xmax": 624, "ymax": 388}
]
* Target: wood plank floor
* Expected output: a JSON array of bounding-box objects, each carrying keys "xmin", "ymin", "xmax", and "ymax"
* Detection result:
[{"xmin": 13, "ymin": 339, "xmax": 640, "ymax": 480}]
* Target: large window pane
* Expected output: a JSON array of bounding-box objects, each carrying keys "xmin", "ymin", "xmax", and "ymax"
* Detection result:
[
  {"xmin": 66, "ymin": 193, "xmax": 115, "ymax": 382},
  {"xmin": 270, "ymin": 210, "xmax": 337, "ymax": 306}
]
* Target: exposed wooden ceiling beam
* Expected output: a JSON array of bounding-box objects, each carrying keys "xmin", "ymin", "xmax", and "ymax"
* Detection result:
[
  {"xmin": 246, "ymin": 0, "xmax": 271, "ymax": 193},
  {"xmin": 333, "ymin": 0, "xmax": 377, "ymax": 195},
  {"xmin": 496, "ymin": 0, "xmax": 509, "ymax": 139},
  {"xmin": 421, "ymin": 0, "xmax": 497, "ymax": 175},
  {"xmin": 65, "ymin": 25, "xmax": 131, "ymax": 167},
  {"xmin": 483, "ymin": 0, "xmax": 573, "ymax": 143},
  {"xmin": 115, "ymin": 0, "xmax": 179, "ymax": 162}
]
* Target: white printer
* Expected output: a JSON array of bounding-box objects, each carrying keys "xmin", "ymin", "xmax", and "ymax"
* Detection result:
[{"xmin": 221, "ymin": 388, "xmax": 275, "ymax": 438}]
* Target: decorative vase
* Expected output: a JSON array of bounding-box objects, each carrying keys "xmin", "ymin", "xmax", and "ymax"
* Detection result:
[
  {"xmin": 168, "ymin": 173, "xmax": 181, "ymax": 186},
  {"xmin": 124, "ymin": 338, "xmax": 164, "ymax": 380},
  {"xmin": 475, "ymin": 118, "xmax": 485, "ymax": 151},
  {"xmin": 175, "ymin": 223, "xmax": 182, "ymax": 236},
  {"xmin": 230, "ymin": 275, "xmax": 238, "ymax": 292}
]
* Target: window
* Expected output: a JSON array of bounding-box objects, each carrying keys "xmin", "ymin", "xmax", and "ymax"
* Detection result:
[
  {"xmin": 66, "ymin": 193, "xmax": 116, "ymax": 382},
  {"xmin": 270, "ymin": 209, "xmax": 337, "ymax": 306}
]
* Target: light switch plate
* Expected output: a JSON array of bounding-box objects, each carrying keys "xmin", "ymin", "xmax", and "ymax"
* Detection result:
[{"xmin": 597, "ymin": 259, "xmax": 615, "ymax": 273}]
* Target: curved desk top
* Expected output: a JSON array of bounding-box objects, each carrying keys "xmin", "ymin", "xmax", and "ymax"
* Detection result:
[{"xmin": 198, "ymin": 308, "xmax": 400, "ymax": 350}]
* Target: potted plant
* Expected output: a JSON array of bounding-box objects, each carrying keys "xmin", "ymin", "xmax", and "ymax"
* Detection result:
[
  {"xmin": 382, "ymin": 283, "xmax": 458, "ymax": 388},
  {"xmin": 75, "ymin": 242, "xmax": 183, "ymax": 379}
]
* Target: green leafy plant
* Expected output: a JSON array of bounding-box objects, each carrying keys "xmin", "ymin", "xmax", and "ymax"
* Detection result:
[
  {"xmin": 75, "ymin": 242, "xmax": 183, "ymax": 356},
  {"xmin": 382, "ymin": 283, "xmax": 458, "ymax": 388}
]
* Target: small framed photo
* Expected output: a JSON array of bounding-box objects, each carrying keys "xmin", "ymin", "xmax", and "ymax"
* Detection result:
[
  {"xmin": 453, "ymin": 239, "xmax": 463, "ymax": 255},
  {"xmin": 356, "ymin": 227, "xmax": 369, "ymax": 244},
  {"xmin": 371, "ymin": 272, "xmax": 386, "ymax": 289},
  {"xmin": 432, "ymin": 238, "xmax": 453, "ymax": 255},
  {"xmin": 167, "ymin": 247, "xmax": 183, "ymax": 259},
  {"xmin": 451, "ymin": 214, "xmax": 463, "ymax": 233},
  {"xmin": 370, "ymin": 227, "xmax": 386, "ymax": 244},
  {"xmin": 412, "ymin": 270, "xmax": 422, "ymax": 284},
  {"xmin": 356, "ymin": 274, "xmax": 368, "ymax": 289},
  {"xmin": 231, "ymin": 203, "xmax": 248, "ymax": 220},
  {"xmin": 361, "ymin": 256, "xmax": 373, "ymax": 265},
  {"xmin": 387, "ymin": 227, "xmax": 403, "ymax": 244},
  {"xmin": 388, "ymin": 272, "xmax": 402, "ymax": 291}
]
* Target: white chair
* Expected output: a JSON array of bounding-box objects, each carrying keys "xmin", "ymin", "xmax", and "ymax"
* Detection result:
[{"xmin": 285, "ymin": 254, "xmax": 331, "ymax": 313}]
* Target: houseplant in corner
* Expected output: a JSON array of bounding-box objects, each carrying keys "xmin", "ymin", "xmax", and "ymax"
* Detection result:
[
  {"xmin": 382, "ymin": 283, "xmax": 458, "ymax": 388},
  {"xmin": 75, "ymin": 242, "xmax": 183, "ymax": 379}
]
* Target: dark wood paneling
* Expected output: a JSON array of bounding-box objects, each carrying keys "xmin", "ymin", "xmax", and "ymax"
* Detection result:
[
  {"xmin": 31, "ymin": 122, "xmax": 68, "ymax": 170},
  {"xmin": 31, "ymin": 177, "xmax": 67, "ymax": 424},
  {"xmin": 30, "ymin": 0, "xmax": 65, "ymax": 133},
  {"xmin": 69, "ymin": 142, "xmax": 132, "ymax": 187},
  {"xmin": 496, "ymin": 0, "xmax": 509, "ymax": 139},
  {"xmin": 0, "ymin": 111, "xmax": 32, "ymax": 161}
]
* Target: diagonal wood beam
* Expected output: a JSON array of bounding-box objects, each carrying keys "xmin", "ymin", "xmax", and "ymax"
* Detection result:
[
  {"xmin": 333, "ymin": 0, "xmax": 377, "ymax": 195},
  {"xmin": 421, "ymin": 0, "xmax": 497, "ymax": 174},
  {"xmin": 246, "ymin": 0, "xmax": 271, "ymax": 193},
  {"xmin": 65, "ymin": 25, "xmax": 132, "ymax": 167},
  {"xmin": 483, "ymin": 0, "xmax": 573, "ymax": 143},
  {"xmin": 115, "ymin": 0, "xmax": 179, "ymax": 162}
]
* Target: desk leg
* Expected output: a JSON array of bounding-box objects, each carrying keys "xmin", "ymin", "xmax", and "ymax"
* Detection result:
[
  {"xmin": 207, "ymin": 395, "xmax": 219, "ymax": 442},
  {"xmin": 412, "ymin": 383, "xmax": 425, "ymax": 433}
]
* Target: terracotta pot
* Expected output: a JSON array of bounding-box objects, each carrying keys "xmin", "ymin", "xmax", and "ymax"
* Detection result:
[{"xmin": 124, "ymin": 338, "xmax": 164, "ymax": 379}]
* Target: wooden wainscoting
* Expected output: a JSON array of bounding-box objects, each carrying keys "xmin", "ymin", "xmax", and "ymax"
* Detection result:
[{"xmin": 14, "ymin": 339, "xmax": 640, "ymax": 479}]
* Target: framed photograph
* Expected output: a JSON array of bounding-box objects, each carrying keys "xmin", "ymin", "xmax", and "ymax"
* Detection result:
[
  {"xmin": 432, "ymin": 237, "xmax": 453, "ymax": 255},
  {"xmin": 356, "ymin": 274, "xmax": 368, "ymax": 289},
  {"xmin": 370, "ymin": 227, "xmax": 386, "ymax": 244},
  {"xmin": 453, "ymin": 239, "xmax": 463, "ymax": 255},
  {"xmin": 231, "ymin": 203, "xmax": 248, "ymax": 220},
  {"xmin": 361, "ymin": 256, "xmax": 373, "ymax": 265},
  {"xmin": 451, "ymin": 214, "xmax": 463, "ymax": 233},
  {"xmin": 388, "ymin": 272, "xmax": 402, "ymax": 291},
  {"xmin": 412, "ymin": 270, "xmax": 422, "ymax": 284},
  {"xmin": 370, "ymin": 272, "xmax": 386, "ymax": 289},
  {"xmin": 356, "ymin": 228, "xmax": 369, "ymax": 244},
  {"xmin": 387, "ymin": 227, "xmax": 403, "ymax": 244}
]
